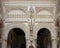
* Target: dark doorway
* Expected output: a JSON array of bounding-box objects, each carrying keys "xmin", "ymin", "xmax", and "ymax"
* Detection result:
[
  {"xmin": 7, "ymin": 28, "xmax": 26, "ymax": 48},
  {"xmin": 37, "ymin": 28, "xmax": 51, "ymax": 48}
]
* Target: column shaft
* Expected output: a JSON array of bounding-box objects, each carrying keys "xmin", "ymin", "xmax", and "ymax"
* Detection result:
[
  {"xmin": 52, "ymin": 39, "xmax": 57, "ymax": 48},
  {"xmin": 2, "ymin": 39, "xmax": 7, "ymax": 48}
]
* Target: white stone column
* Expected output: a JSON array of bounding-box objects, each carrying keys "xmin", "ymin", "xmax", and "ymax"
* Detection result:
[
  {"xmin": 26, "ymin": 39, "xmax": 30, "ymax": 48},
  {"xmin": 2, "ymin": 39, "xmax": 7, "ymax": 48},
  {"xmin": 33, "ymin": 39, "xmax": 37, "ymax": 48},
  {"xmin": 52, "ymin": 38, "xmax": 57, "ymax": 48}
]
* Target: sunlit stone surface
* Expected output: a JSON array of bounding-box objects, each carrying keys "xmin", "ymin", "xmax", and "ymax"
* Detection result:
[{"xmin": 0, "ymin": 0, "xmax": 60, "ymax": 48}]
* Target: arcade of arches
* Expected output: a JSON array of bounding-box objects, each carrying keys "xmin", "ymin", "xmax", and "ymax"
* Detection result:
[
  {"xmin": 1, "ymin": 26, "xmax": 58, "ymax": 48},
  {"xmin": 7, "ymin": 28, "xmax": 52, "ymax": 48},
  {"xmin": 0, "ymin": 0, "xmax": 60, "ymax": 48},
  {"xmin": 0, "ymin": 17, "xmax": 59, "ymax": 48}
]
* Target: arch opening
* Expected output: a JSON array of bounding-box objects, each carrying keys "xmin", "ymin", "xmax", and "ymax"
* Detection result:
[
  {"xmin": 7, "ymin": 28, "xmax": 26, "ymax": 48},
  {"xmin": 37, "ymin": 28, "xmax": 52, "ymax": 48}
]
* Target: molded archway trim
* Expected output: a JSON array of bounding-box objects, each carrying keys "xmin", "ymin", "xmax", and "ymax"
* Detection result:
[
  {"xmin": 33, "ymin": 23, "xmax": 57, "ymax": 40},
  {"xmin": 3, "ymin": 23, "xmax": 29, "ymax": 40}
]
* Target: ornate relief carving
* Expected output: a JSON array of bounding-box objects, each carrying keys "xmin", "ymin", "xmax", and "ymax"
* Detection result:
[
  {"xmin": 7, "ymin": 10, "xmax": 26, "ymax": 18},
  {"xmin": 4, "ymin": 5, "xmax": 27, "ymax": 18}
]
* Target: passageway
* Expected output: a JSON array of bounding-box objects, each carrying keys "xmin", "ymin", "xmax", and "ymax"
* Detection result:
[
  {"xmin": 37, "ymin": 28, "xmax": 51, "ymax": 48},
  {"xmin": 7, "ymin": 28, "xmax": 26, "ymax": 48}
]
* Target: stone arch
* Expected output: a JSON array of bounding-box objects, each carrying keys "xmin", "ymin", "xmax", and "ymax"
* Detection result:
[
  {"xmin": 33, "ymin": 23, "xmax": 57, "ymax": 39},
  {"xmin": 37, "ymin": 28, "xmax": 51, "ymax": 48},
  {"xmin": 37, "ymin": 28, "xmax": 51, "ymax": 37},
  {"xmin": 33, "ymin": 23, "xmax": 57, "ymax": 48},
  {"xmin": 3, "ymin": 23, "xmax": 29, "ymax": 40},
  {"xmin": 7, "ymin": 28, "xmax": 26, "ymax": 48}
]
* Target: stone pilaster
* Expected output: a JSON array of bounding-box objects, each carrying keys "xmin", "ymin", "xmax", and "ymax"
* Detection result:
[
  {"xmin": 26, "ymin": 39, "xmax": 30, "ymax": 48},
  {"xmin": 51, "ymin": 38, "xmax": 57, "ymax": 48},
  {"xmin": 2, "ymin": 39, "xmax": 7, "ymax": 48},
  {"xmin": 33, "ymin": 39, "xmax": 37, "ymax": 48}
]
